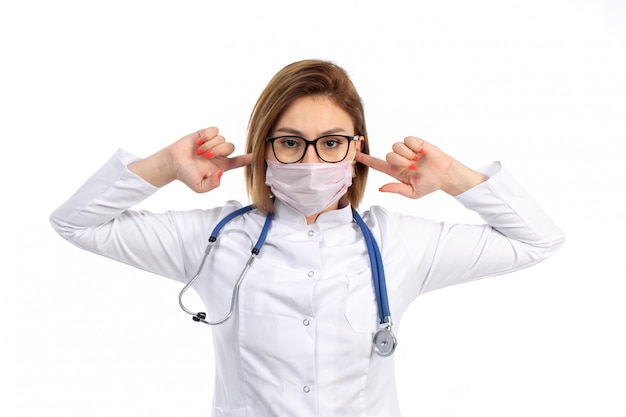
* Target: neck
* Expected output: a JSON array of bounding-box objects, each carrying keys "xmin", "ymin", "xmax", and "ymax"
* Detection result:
[
  {"xmin": 304, "ymin": 197, "xmax": 350, "ymax": 224},
  {"xmin": 305, "ymin": 205, "xmax": 336, "ymax": 224}
]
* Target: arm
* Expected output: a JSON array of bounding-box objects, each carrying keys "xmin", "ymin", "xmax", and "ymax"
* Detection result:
[
  {"xmin": 49, "ymin": 128, "xmax": 251, "ymax": 281},
  {"xmin": 358, "ymin": 137, "xmax": 564, "ymax": 295},
  {"xmin": 419, "ymin": 162, "xmax": 564, "ymax": 293}
]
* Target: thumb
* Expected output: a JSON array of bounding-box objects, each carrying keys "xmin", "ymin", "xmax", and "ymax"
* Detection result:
[
  {"xmin": 209, "ymin": 169, "xmax": 225, "ymax": 189},
  {"xmin": 194, "ymin": 169, "xmax": 224, "ymax": 193},
  {"xmin": 378, "ymin": 182, "xmax": 413, "ymax": 198}
]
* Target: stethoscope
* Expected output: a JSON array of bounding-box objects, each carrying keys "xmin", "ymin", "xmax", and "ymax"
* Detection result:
[{"xmin": 178, "ymin": 204, "xmax": 397, "ymax": 357}]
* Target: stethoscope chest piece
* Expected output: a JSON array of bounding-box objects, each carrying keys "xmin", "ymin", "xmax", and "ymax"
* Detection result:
[{"xmin": 372, "ymin": 325, "xmax": 397, "ymax": 357}]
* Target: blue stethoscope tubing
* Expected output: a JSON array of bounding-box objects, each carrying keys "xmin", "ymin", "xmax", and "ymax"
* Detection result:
[
  {"xmin": 351, "ymin": 208, "xmax": 397, "ymax": 356},
  {"xmin": 178, "ymin": 204, "xmax": 397, "ymax": 356},
  {"xmin": 178, "ymin": 205, "xmax": 272, "ymax": 325}
]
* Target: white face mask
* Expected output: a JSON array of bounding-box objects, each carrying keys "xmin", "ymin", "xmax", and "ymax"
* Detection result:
[{"xmin": 265, "ymin": 159, "xmax": 354, "ymax": 217}]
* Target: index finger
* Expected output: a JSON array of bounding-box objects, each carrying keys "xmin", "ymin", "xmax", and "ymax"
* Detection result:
[
  {"xmin": 225, "ymin": 153, "xmax": 253, "ymax": 171},
  {"xmin": 355, "ymin": 151, "xmax": 392, "ymax": 175}
]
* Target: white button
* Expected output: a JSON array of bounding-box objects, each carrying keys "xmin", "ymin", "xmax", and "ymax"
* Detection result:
[
  {"xmin": 303, "ymin": 386, "xmax": 311, "ymax": 393},
  {"xmin": 307, "ymin": 230, "xmax": 314, "ymax": 237},
  {"xmin": 307, "ymin": 270, "xmax": 314, "ymax": 277},
  {"xmin": 303, "ymin": 319, "xmax": 310, "ymax": 326}
]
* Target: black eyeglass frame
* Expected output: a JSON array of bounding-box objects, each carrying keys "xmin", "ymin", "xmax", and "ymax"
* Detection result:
[{"xmin": 265, "ymin": 134, "xmax": 361, "ymax": 164}]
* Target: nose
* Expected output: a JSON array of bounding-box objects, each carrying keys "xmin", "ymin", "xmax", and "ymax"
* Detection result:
[{"xmin": 300, "ymin": 143, "xmax": 322, "ymax": 163}]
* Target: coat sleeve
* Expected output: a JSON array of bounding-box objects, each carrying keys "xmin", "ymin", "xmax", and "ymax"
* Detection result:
[
  {"xmin": 49, "ymin": 149, "xmax": 233, "ymax": 283},
  {"xmin": 372, "ymin": 162, "xmax": 565, "ymax": 300},
  {"xmin": 426, "ymin": 162, "xmax": 564, "ymax": 293}
]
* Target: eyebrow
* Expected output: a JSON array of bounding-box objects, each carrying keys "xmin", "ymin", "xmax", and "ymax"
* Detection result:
[{"xmin": 273, "ymin": 127, "xmax": 348, "ymax": 136}]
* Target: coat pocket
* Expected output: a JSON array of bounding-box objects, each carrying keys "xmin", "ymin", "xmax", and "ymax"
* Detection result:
[{"xmin": 344, "ymin": 268, "xmax": 378, "ymax": 334}]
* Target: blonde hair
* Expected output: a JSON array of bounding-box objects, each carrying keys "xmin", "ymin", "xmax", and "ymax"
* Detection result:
[{"xmin": 245, "ymin": 59, "xmax": 370, "ymax": 213}]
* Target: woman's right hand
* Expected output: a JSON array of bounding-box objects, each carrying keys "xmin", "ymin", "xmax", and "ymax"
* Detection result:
[
  {"xmin": 171, "ymin": 127, "xmax": 252, "ymax": 193},
  {"xmin": 129, "ymin": 127, "xmax": 252, "ymax": 193}
]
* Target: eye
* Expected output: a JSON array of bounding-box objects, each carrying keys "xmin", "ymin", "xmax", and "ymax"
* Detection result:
[
  {"xmin": 320, "ymin": 136, "xmax": 345, "ymax": 149},
  {"xmin": 278, "ymin": 137, "xmax": 302, "ymax": 149}
]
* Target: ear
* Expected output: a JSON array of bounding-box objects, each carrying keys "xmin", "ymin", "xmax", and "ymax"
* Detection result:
[{"xmin": 352, "ymin": 138, "xmax": 363, "ymax": 177}]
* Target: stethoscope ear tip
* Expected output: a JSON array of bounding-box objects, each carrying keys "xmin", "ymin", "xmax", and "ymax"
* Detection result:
[{"xmin": 193, "ymin": 312, "xmax": 207, "ymax": 322}]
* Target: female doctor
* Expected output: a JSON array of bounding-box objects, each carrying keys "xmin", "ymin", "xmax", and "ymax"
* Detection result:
[{"xmin": 50, "ymin": 59, "xmax": 564, "ymax": 417}]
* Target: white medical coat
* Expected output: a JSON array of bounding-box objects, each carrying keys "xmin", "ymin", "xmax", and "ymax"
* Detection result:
[{"xmin": 50, "ymin": 149, "xmax": 564, "ymax": 417}]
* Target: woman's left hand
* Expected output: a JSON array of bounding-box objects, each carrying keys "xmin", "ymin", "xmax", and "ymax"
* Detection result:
[{"xmin": 355, "ymin": 136, "xmax": 487, "ymax": 198}]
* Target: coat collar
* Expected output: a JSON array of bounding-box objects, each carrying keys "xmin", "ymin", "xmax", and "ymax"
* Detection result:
[{"xmin": 272, "ymin": 199, "xmax": 354, "ymax": 229}]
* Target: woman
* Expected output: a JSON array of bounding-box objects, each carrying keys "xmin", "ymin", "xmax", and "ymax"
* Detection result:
[{"xmin": 50, "ymin": 60, "xmax": 564, "ymax": 416}]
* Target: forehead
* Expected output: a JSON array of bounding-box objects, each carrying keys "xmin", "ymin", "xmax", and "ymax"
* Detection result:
[{"xmin": 273, "ymin": 96, "xmax": 354, "ymax": 135}]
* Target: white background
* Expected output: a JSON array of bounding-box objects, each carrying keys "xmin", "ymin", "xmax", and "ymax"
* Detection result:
[{"xmin": 1, "ymin": 1, "xmax": 625, "ymax": 416}]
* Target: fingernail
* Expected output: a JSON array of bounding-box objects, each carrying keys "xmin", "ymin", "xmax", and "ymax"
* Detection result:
[
  {"xmin": 412, "ymin": 155, "xmax": 419, "ymax": 161},
  {"xmin": 217, "ymin": 170, "xmax": 224, "ymax": 179},
  {"xmin": 378, "ymin": 187, "xmax": 384, "ymax": 192},
  {"xmin": 197, "ymin": 138, "xmax": 205, "ymax": 146},
  {"xmin": 204, "ymin": 150, "xmax": 214, "ymax": 159},
  {"xmin": 418, "ymin": 149, "xmax": 425, "ymax": 155},
  {"xmin": 409, "ymin": 164, "xmax": 417, "ymax": 170},
  {"xmin": 196, "ymin": 148, "xmax": 204, "ymax": 155}
]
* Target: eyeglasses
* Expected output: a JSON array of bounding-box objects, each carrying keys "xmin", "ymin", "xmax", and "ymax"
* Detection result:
[{"xmin": 265, "ymin": 134, "xmax": 360, "ymax": 164}]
